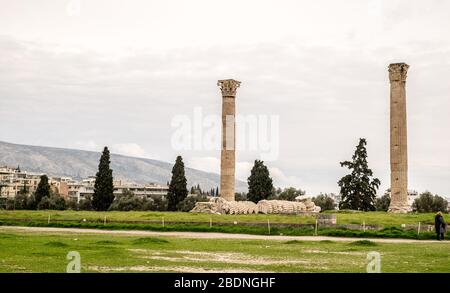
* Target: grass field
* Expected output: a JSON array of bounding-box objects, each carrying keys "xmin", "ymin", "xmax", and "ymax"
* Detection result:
[
  {"xmin": 0, "ymin": 210, "xmax": 440, "ymax": 226},
  {"xmin": 1, "ymin": 230, "xmax": 449, "ymax": 273},
  {"xmin": 0, "ymin": 210, "xmax": 445, "ymax": 240}
]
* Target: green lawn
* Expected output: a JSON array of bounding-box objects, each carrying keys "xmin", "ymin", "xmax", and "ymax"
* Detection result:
[
  {"xmin": 0, "ymin": 209, "xmax": 440, "ymax": 225},
  {"xmin": 0, "ymin": 210, "xmax": 445, "ymax": 240},
  {"xmin": 0, "ymin": 230, "xmax": 449, "ymax": 272}
]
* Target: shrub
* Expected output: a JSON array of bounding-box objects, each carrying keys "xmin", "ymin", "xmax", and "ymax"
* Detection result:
[
  {"xmin": 78, "ymin": 196, "xmax": 93, "ymax": 211},
  {"xmin": 176, "ymin": 195, "xmax": 208, "ymax": 212},
  {"xmin": 412, "ymin": 192, "xmax": 448, "ymax": 213},
  {"xmin": 37, "ymin": 195, "xmax": 67, "ymax": 210},
  {"xmin": 350, "ymin": 240, "xmax": 378, "ymax": 246},
  {"xmin": 13, "ymin": 194, "xmax": 29, "ymax": 210},
  {"xmin": 132, "ymin": 237, "xmax": 169, "ymax": 244},
  {"xmin": 66, "ymin": 199, "xmax": 78, "ymax": 210},
  {"xmin": 147, "ymin": 196, "xmax": 168, "ymax": 211},
  {"xmin": 109, "ymin": 192, "xmax": 146, "ymax": 211},
  {"xmin": 375, "ymin": 193, "xmax": 391, "ymax": 211},
  {"xmin": 312, "ymin": 194, "xmax": 336, "ymax": 211},
  {"xmin": 26, "ymin": 194, "xmax": 38, "ymax": 210}
]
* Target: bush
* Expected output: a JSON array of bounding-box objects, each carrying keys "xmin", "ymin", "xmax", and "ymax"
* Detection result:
[
  {"xmin": 37, "ymin": 195, "xmax": 67, "ymax": 210},
  {"xmin": 13, "ymin": 194, "xmax": 29, "ymax": 210},
  {"xmin": 147, "ymin": 196, "xmax": 168, "ymax": 211},
  {"xmin": 108, "ymin": 190, "xmax": 169, "ymax": 211},
  {"xmin": 412, "ymin": 192, "xmax": 448, "ymax": 213},
  {"xmin": 277, "ymin": 187, "xmax": 305, "ymax": 201},
  {"xmin": 235, "ymin": 192, "xmax": 247, "ymax": 201},
  {"xmin": 26, "ymin": 194, "xmax": 38, "ymax": 210},
  {"xmin": 66, "ymin": 199, "xmax": 78, "ymax": 210},
  {"xmin": 78, "ymin": 196, "xmax": 93, "ymax": 211},
  {"xmin": 109, "ymin": 191, "xmax": 146, "ymax": 211},
  {"xmin": 375, "ymin": 194, "xmax": 391, "ymax": 211},
  {"xmin": 312, "ymin": 194, "xmax": 336, "ymax": 211},
  {"xmin": 176, "ymin": 195, "xmax": 208, "ymax": 212}
]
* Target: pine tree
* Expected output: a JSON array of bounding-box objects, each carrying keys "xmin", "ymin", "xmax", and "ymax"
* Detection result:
[
  {"xmin": 92, "ymin": 147, "xmax": 114, "ymax": 211},
  {"xmin": 167, "ymin": 156, "xmax": 188, "ymax": 211},
  {"xmin": 216, "ymin": 187, "xmax": 219, "ymax": 197},
  {"xmin": 247, "ymin": 160, "xmax": 273, "ymax": 203},
  {"xmin": 35, "ymin": 175, "xmax": 51, "ymax": 204},
  {"xmin": 338, "ymin": 138, "xmax": 381, "ymax": 211}
]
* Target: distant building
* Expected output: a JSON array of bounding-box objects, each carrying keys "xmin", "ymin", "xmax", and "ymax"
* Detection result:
[
  {"xmin": 0, "ymin": 166, "xmax": 43, "ymax": 198},
  {"xmin": 1, "ymin": 166, "xmax": 169, "ymax": 203},
  {"xmin": 383, "ymin": 189, "xmax": 418, "ymax": 208}
]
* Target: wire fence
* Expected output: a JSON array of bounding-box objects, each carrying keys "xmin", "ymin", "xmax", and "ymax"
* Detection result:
[{"xmin": 0, "ymin": 216, "xmax": 439, "ymax": 234}]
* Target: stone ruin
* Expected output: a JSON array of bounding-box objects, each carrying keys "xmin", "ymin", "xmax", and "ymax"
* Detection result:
[{"xmin": 190, "ymin": 196, "xmax": 321, "ymax": 215}]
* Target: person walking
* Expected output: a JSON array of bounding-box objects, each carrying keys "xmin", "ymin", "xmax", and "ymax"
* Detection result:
[{"xmin": 434, "ymin": 212, "xmax": 446, "ymax": 240}]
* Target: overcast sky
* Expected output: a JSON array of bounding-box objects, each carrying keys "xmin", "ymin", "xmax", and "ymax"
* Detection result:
[{"xmin": 0, "ymin": 0, "xmax": 449, "ymax": 196}]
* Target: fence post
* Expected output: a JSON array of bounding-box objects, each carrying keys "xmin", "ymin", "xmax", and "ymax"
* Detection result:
[
  {"xmin": 363, "ymin": 221, "xmax": 366, "ymax": 232},
  {"xmin": 417, "ymin": 222, "xmax": 421, "ymax": 236},
  {"xmin": 210, "ymin": 217, "xmax": 212, "ymax": 228},
  {"xmin": 48, "ymin": 214, "xmax": 51, "ymax": 224},
  {"xmin": 162, "ymin": 217, "xmax": 165, "ymax": 228},
  {"xmin": 267, "ymin": 219, "xmax": 271, "ymax": 235},
  {"xmin": 315, "ymin": 219, "xmax": 318, "ymax": 236},
  {"xmin": 104, "ymin": 215, "xmax": 107, "ymax": 226}
]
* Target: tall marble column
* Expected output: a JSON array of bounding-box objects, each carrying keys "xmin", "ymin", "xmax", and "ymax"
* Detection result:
[
  {"xmin": 217, "ymin": 79, "xmax": 241, "ymax": 201},
  {"xmin": 388, "ymin": 63, "xmax": 410, "ymax": 213}
]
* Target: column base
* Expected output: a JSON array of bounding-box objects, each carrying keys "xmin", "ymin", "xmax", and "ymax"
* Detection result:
[{"xmin": 388, "ymin": 204, "xmax": 411, "ymax": 213}]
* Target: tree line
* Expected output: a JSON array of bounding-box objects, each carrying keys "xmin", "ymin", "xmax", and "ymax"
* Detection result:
[{"xmin": 3, "ymin": 141, "xmax": 448, "ymax": 213}]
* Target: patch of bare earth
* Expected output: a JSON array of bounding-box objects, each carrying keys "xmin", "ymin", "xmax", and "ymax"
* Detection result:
[
  {"xmin": 87, "ymin": 265, "xmax": 270, "ymax": 273},
  {"xmin": 128, "ymin": 249, "xmax": 323, "ymax": 267},
  {"xmin": 302, "ymin": 249, "xmax": 366, "ymax": 255}
]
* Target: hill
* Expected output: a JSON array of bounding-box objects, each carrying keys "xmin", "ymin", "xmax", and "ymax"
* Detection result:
[{"xmin": 0, "ymin": 141, "xmax": 247, "ymax": 192}]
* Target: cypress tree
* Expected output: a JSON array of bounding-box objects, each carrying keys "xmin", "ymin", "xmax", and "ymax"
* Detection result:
[
  {"xmin": 247, "ymin": 160, "xmax": 273, "ymax": 203},
  {"xmin": 167, "ymin": 156, "xmax": 188, "ymax": 211},
  {"xmin": 92, "ymin": 146, "xmax": 114, "ymax": 211},
  {"xmin": 35, "ymin": 175, "xmax": 51, "ymax": 204},
  {"xmin": 338, "ymin": 138, "xmax": 381, "ymax": 211},
  {"xmin": 216, "ymin": 187, "xmax": 219, "ymax": 197}
]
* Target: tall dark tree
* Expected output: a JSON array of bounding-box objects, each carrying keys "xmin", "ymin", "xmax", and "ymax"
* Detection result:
[
  {"xmin": 247, "ymin": 160, "xmax": 273, "ymax": 203},
  {"xmin": 92, "ymin": 146, "xmax": 114, "ymax": 211},
  {"xmin": 215, "ymin": 187, "xmax": 219, "ymax": 197},
  {"xmin": 338, "ymin": 138, "xmax": 381, "ymax": 211},
  {"xmin": 167, "ymin": 156, "xmax": 188, "ymax": 211},
  {"xmin": 34, "ymin": 175, "xmax": 51, "ymax": 204}
]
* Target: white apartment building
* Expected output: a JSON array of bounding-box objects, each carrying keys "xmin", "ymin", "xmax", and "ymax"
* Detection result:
[
  {"xmin": 1, "ymin": 166, "xmax": 169, "ymax": 203},
  {"xmin": 0, "ymin": 166, "xmax": 44, "ymax": 198}
]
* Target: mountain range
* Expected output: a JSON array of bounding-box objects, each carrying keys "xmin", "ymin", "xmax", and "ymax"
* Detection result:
[{"xmin": 0, "ymin": 141, "xmax": 247, "ymax": 192}]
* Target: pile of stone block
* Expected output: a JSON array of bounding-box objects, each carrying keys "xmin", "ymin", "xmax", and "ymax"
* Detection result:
[{"xmin": 190, "ymin": 196, "xmax": 321, "ymax": 215}]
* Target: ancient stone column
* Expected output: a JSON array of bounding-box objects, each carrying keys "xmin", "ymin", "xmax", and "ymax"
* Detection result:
[
  {"xmin": 388, "ymin": 63, "xmax": 410, "ymax": 213},
  {"xmin": 217, "ymin": 79, "xmax": 241, "ymax": 201}
]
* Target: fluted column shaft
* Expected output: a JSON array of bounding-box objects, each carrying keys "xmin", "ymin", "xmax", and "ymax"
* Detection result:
[
  {"xmin": 388, "ymin": 63, "xmax": 410, "ymax": 213},
  {"xmin": 217, "ymin": 79, "xmax": 241, "ymax": 201}
]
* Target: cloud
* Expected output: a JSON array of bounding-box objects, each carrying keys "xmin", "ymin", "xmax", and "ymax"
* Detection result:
[
  {"xmin": 1, "ymin": 1, "xmax": 450, "ymax": 196},
  {"xmin": 187, "ymin": 156, "xmax": 305, "ymax": 190},
  {"xmin": 111, "ymin": 143, "xmax": 148, "ymax": 158}
]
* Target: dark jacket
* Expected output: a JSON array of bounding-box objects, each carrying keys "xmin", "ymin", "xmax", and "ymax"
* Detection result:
[{"xmin": 435, "ymin": 215, "xmax": 445, "ymax": 233}]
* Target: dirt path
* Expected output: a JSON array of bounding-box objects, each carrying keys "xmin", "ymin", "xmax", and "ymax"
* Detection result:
[{"xmin": 0, "ymin": 225, "xmax": 446, "ymax": 244}]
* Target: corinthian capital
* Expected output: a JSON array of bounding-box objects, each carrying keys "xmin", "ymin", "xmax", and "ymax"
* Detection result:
[
  {"xmin": 389, "ymin": 63, "xmax": 409, "ymax": 82},
  {"xmin": 218, "ymin": 79, "xmax": 241, "ymax": 97}
]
